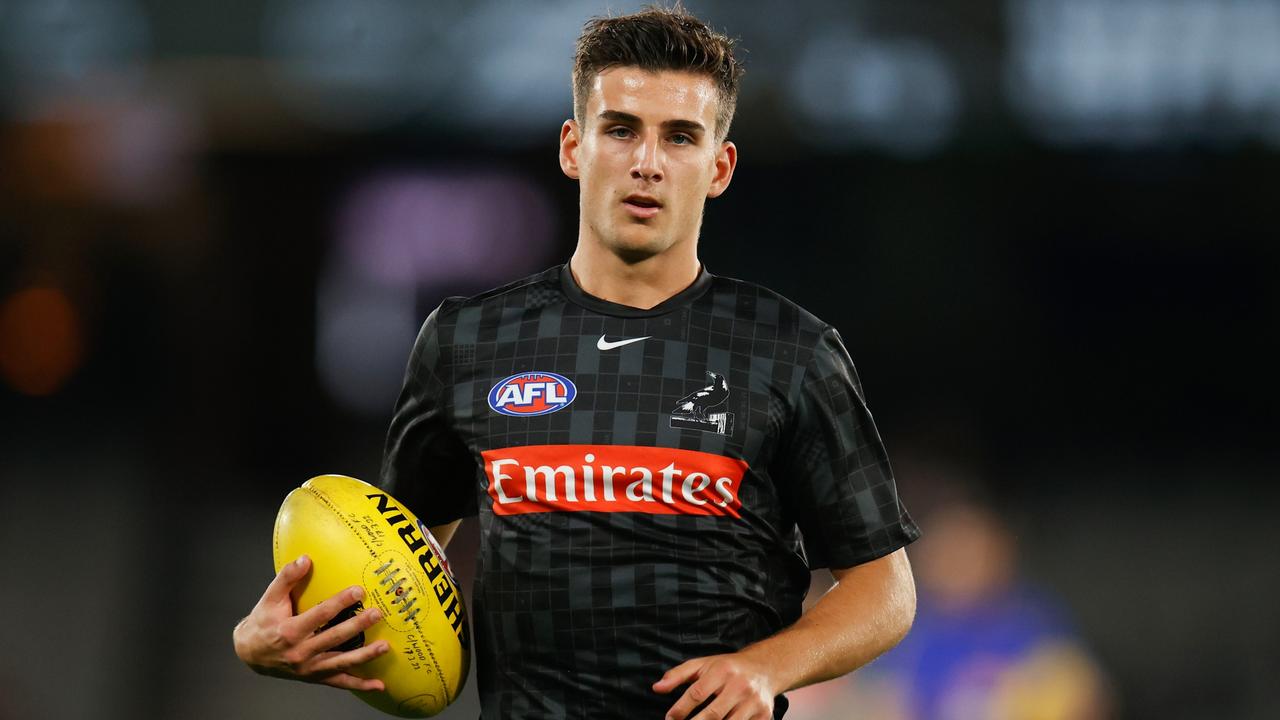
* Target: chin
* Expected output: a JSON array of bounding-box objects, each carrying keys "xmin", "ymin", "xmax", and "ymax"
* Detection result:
[
  {"xmin": 602, "ymin": 226, "xmax": 673, "ymax": 264},
  {"xmin": 610, "ymin": 244, "xmax": 661, "ymax": 265}
]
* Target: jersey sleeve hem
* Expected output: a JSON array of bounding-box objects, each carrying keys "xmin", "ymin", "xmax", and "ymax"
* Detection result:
[{"xmin": 806, "ymin": 519, "xmax": 922, "ymax": 571}]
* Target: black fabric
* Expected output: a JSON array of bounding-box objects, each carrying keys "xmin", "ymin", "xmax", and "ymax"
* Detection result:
[{"xmin": 380, "ymin": 264, "xmax": 920, "ymax": 719}]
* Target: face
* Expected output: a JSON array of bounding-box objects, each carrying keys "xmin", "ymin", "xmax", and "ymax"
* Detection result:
[{"xmin": 559, "ymin": 67, "xmax": 737, "ymax": 263}]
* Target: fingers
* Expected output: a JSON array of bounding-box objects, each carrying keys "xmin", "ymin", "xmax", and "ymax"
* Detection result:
[
  {"xmin": 679, "ymin": 672, "xmax": 773, "ymax": 720},
  {"xmin": 308, "ymin": 641, "xmax": 391, "ymax": 675},
  {"xmin": 320, "ymin": 672, "xmax": 386, "ymax": 692},
  {"xmin": 688, "ymin": 693, "xmax": 737, "ymax": 720},
  {"xmin": 293, "ymin": 585, "xmax": 366, "ymax": 634},
  {"xmin": 665, "ymin": 675, "xmax": 724, "ymax": 720},
  {"xmin": 301, "ymin": 606, "xmax": 384, "ymax": 656},
  {"xmin": 263, "ymin": 555, "xmax": 311, "ymax": 604},
  {"xmin": 654, "ymin": 658, "xmax": 704, "ymax": 694},
  {"xmin": 715, "ymin": 707, "xmax": 765, "ymax": 720}
]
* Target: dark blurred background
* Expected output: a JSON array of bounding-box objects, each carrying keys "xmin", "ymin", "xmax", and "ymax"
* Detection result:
[{"xmin": 2, "ymin": 1, "xmax": 1278, "ymax": 718}]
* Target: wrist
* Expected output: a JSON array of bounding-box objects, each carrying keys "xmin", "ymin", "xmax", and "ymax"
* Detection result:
[
  {"xmin": 232, "ymin": 617, "xmax": 254, "ymax": 664},
  {"xmin": 738, "ymin": 642, "xmax": 796, "ymax": 696}
]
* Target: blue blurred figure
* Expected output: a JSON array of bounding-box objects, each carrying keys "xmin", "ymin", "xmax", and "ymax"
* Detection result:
[{"xmin": 787, "ymin": 500, "xmax": 1112, "ymax": 720}]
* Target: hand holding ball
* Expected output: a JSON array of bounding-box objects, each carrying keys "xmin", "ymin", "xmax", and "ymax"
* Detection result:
[{"xmin": 272, "ymin": 475, "xmax": 470, "ymax": 717}]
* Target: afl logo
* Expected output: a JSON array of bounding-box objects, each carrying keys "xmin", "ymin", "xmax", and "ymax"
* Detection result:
[{"xmin": 488, "ymin": 372, "xmax": 577, "ymax": 417}]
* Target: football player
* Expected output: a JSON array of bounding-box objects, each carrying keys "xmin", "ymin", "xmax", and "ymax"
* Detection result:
[{"xmin": 235, "ymin": 6, "xmax": 920, "ymax": 719}]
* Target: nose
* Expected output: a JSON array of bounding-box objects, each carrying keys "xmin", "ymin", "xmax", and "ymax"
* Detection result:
[{"xmin": 630, "ymin": 130, "xmax": 663, "ymax": 183}]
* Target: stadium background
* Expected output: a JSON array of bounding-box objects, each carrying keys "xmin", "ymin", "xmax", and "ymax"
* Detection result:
[{"xmin": 1, "ymin": 0, "xmax": 1277, "ymax": 718}]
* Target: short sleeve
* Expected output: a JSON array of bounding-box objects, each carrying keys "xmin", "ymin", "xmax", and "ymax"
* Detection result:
[
  {"xmin": 379, "ymin": 303, "xmax": 478, "ymax": 526},
  {"xmin": 774, "ymin": 327, "xmax": 920, "ymax": 569}
]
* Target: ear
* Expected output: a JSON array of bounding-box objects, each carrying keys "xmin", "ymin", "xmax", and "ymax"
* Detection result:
[
  {"xmin": 559, "ymin": 119, "xmax": 581, "ymax": 180},
  {"xmin": 707, "ymin": 140, "xmax": 737, "ymax": 198}
]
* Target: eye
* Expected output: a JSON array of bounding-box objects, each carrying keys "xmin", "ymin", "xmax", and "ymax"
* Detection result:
[
  {"xmin": 670, "ymin": 134, "xmax": 693, "ymax": 145},
  {"xmin": 607, "ymin": 127, "xmax": 633, "ymax": 139}
]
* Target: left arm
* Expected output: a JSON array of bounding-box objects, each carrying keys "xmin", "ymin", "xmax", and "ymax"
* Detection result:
[{"xmin": 654, "ymin": 548, "xmax": 916, "ymax": 720}]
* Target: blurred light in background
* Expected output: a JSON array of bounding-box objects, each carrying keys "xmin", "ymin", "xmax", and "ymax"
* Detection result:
[
  {"xmin": 11, "ymin": 0, "xmax": 1277, "ymax": 153},
  {"xmin": 1006, "ymin": 0, "xmax": 1280, "ymax": 146},
  {"xmin": 4, "ymin": 93, "xmax": 200, "ymax": 207},
  {"xmin": 0, "ymin": 286, "xmax": 84, "ymax": 396},
  {"xmin": 788, "ymin": 29, "xmax": 960, "ymax": 156},
  {"xmin": 261, "ymin": 0, "xmax": 646, "ymax": 139},
  {"xmin": 317, "ymin": 169, "xmax": 557, "ymax": 416},
  {"xmin": 1, "ymin": 0, "xmax": 196, "ymax": 208},
  {"xmin": 333, "ymin": 170, "xmax": 557, "ymax": 290},
  {"xmin": 0, "ymin": 0, "xmax": 150, "ymax": 115},
  {"xmin": 317, "ymin": 274, "xmax": 418, "ymax": 418},
  {"xmin": 444, "ymin": 0, "xmax": 642, "ymax": 142},
  {"xmin": 262, "ymin": 0, "xmax": 451, "ymax": 131},
  {"xmin": 79, "ymin": 95, "xmax": 200, "ymax": 207}
]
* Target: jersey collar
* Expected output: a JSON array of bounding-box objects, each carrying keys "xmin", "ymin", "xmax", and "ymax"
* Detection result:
[{"xmin": 560, "ymin": 262, "xmax": 713, "ymax": 318}]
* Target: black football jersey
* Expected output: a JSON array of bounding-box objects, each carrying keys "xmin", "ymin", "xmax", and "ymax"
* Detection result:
[{"xmin": 380, "ymin": 264, "xmax": 920, "ymax": 719}]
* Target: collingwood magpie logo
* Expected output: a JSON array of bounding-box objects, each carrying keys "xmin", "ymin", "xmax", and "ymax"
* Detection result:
[{"xmin": 670, "ymin": 371, "xmax": 734, "ymax": 435}]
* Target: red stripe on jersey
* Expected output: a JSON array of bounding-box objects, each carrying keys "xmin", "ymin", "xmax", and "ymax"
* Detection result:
[{"xmin": 480, "ymin": 444, "xmax": 748, "ymax": 518}]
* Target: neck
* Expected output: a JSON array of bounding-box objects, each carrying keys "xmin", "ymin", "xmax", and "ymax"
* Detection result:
[{"xmin": 568, "ymin": 236, "xmax": 701, "ymax": 310}]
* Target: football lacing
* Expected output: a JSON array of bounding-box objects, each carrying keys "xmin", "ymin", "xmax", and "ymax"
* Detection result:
[{"xmin": 373, "ymin": 559, "xmax": 419, "ymax": 622}]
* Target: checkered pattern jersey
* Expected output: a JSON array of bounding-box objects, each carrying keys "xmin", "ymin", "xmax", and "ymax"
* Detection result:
[{"xmin": 380, "ymin": 264, "xmax": 920, "ymax": 719}]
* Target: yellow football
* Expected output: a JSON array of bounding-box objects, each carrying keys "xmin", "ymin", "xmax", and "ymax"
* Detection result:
[{"xmin": 272, "ymin": 474, "xmax": 470, "ymax": 718}]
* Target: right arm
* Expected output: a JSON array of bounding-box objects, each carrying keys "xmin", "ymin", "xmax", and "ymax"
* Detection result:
[{"xmin": 234, "ymin": 306, "xmax": 470, "ymax": 689}]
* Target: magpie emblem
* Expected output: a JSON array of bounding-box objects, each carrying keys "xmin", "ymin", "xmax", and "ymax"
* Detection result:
[{"xmin": 670, "ymin": 371, "xmax": 734, "ymax": 435}]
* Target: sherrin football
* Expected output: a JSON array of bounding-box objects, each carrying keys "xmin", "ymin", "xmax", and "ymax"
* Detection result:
[{"xmin": 273, "ymin": 475, "xmax": 470, "ymax": 717}]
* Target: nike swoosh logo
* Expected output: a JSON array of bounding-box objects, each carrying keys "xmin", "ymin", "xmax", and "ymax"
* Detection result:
[{"xmin": 597, "ymin": 335, "xmax": 650, "ymax": 351}]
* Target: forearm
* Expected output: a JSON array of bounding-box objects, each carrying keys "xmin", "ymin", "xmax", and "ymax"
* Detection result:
[
  {"xmin": 741, "ymin": 548, "xmax": 917, "ymax": 693},
  {"xmin": 428, "ymin": 519, "xmax": 462, "ymax": 548}
]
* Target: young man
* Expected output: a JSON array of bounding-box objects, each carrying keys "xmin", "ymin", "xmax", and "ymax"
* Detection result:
[{"xmin": 235, "ymin": 7, "xmax": 920, "ymax": 719}]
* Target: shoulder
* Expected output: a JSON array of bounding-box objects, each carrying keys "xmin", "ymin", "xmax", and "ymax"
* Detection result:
[
  {"xmin": 429, "ymin": 265, "xmax": 563, "ymax": 329},
  {"xmin": 410, "ymin": 266, "xmax": 562, "ymax": 374},
  {"xmin": 706, "ymin": 273, "xmax": 832, "ymax": 341}
]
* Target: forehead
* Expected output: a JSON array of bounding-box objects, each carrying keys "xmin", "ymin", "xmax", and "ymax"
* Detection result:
[{"xmin": 585, "ymin": 67, "xmax": 719, "ymax": 125}]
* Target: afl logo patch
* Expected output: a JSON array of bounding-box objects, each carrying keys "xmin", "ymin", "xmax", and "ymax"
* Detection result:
[{"xmin": 488, "ymin": 372, "xmax": 577, "ymax": 417}]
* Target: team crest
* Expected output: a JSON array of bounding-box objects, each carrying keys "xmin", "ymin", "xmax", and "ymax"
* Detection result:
[
  {"xmin": 488, "ymin": 372, "xmax": 577, "ymax": 417},
  {"xmin": 670, "ymin": 371, "xmax": 734, "ymax": 435}
]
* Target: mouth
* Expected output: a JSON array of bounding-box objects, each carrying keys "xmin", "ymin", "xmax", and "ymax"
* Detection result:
[{"xmin": 622, "ymin": 194, "xmax": 663, "ymax": 219}]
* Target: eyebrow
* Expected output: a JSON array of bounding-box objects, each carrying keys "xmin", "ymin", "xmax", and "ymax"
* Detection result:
[{"xmin": 598, "ymin": 110, "xmax": 706, "ymax": 134}]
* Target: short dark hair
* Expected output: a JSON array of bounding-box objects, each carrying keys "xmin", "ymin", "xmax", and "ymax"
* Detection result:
[{"xmin": 572, "ymin": 4, "xmax": 745, "ymax": 142}]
